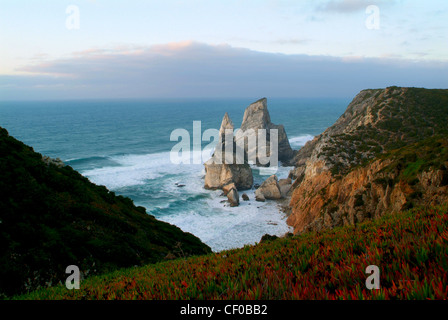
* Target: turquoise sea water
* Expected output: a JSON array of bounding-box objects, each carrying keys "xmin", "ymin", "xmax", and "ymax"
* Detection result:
[{"xmin": 0, "ymin": 98, "xmax": 349, "ymax": 251}]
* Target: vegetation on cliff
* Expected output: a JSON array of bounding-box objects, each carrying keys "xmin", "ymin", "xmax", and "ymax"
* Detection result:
[
  {"xmin": 292, "ymin": 87, "xmax": 448, "ymax": 178},
  {"xmin": 3, "ymin": 86, "xmax": 448, "ymax": 301},
  {"xmin": 288, "ymin": 87, "xmax": 448, "ymax": 234},
  {"xmin": 331, "ymin": 87, "xmax": 448, "ymax": 175},
  {"xmin": 0, "ymin": 127, "xmax": 211, "ymax": 297},
  {"xmin": 288, "ymin": 136, "xmax": 448, "ymax": 233},
  {"xmin": 17, "ymin": 205, "xmax": 448, "ymax": 300},
  {"xmin": 377, "ymin": 135, "xmax": 448, "ymax": 187}
]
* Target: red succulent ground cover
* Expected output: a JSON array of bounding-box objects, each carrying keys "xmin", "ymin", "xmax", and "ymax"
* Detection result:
[{"xmin": 20, "ymin": 205, "xmax": 448, "ymax": 300}]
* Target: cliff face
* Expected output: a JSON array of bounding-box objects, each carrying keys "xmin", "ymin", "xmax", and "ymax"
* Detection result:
[
  {"xmin": 290, "ymin": 87, "xmax": 448, "ymax": 180},
  {"xmin": 288, "ymin": 87, "xmax": 448, "ymax": 234}
]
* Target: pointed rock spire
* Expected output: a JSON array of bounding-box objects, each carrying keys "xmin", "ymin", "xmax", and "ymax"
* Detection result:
[
  {"xmin": 241, "ymin": 98, "xmax": 271, "ymax": 131},
  {"xmin": 220, "ymin": 112, "xmax": 234, "ymax": 134},
  {"xmin": 204, "ymin": 112, "xmax": 253, "ymax": 192},
  {"xmin": 219, "ymin": 112, "xmax": 234, "ymax": 146},
  {"xmin": 237, "ymin": 98, "xmax": 295, "ymax": 165}
]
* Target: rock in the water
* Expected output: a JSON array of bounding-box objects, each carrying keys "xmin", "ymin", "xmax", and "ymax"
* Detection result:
[
  {"xmin": 255, "ymin": 192, "xmax": 266, "ymax": 202},
  {"xmin": 204, "ymin": 160, "xmax": 253, "ymax": 190},
  {"xmin": 219, "ymin": 112, "xmax": 234, "ymax": 140},
  {"xmin": 227, "ymin": 188, "xmax": 239, "ymax": 207},
  {"xmin": 203, "ymin": 98, "xmax": 296, "ymax": 192},
  {"xmin": 255, "ymin": 175, "xmax": 282, "ymax": 200},
  {"xmin": 222, "ymin": 183, "xmax": 237, "ymax": 196},
  {"xmin": 242, "ymin": 193, "xmax": 249, "ymax": 201},
  {"xmin": 204, "ymin": 99, "xmax": 296, "ymax": 192},
  {"xmin": 278, "ymin": 178, "xmax": 292, "ymax": 197},
  {"xmin": 279, "ymin": 184, "xmax": 291, "ymax": 198},
  {"xmin": 278, "ymin": 178, "xmax": 292, "ymax": 186},
  {"xmin": 236, "ymin": 98, "xmax": 295, "ymax": 166},
  {"xmin": 204, "ymin": 113, "xmax": 253, "ymax": 191}
]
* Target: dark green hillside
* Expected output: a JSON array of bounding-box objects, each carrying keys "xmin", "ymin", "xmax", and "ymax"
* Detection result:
[{"xmin": 0, "ymin": 127, "xmax": 211, "ymax": 297}]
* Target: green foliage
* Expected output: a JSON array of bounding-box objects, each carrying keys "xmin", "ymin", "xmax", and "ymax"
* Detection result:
[
  {"xmin": 377, "ymin": 136, "xmax": 448, "ymax": 184},
  {"xmin": 17, "ymin": 205, "xmax": 448, "ymax": 300},
  {"xmin": 0, "ymin": 127, "xmax": 211, "ymax": 297},
  {"xmin": 321, "ymin": 87, "xmax": 448, "ymax": 175},
  {"xmin": 402, "ymin": 160, "xmax": 425, "ymax": 181}
]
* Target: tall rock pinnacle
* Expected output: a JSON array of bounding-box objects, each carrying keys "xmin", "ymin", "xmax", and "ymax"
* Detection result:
[
  {"xmin": 204, "ymin": 113, "xmax": 253, "ymax": 191},
  {"xmin": 238, "ymin": 98, "xmax": 295, "ymax": 165}
]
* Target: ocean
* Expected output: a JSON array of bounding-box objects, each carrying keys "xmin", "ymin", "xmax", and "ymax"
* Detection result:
[{"xmin": 0, "ymin": 98, "xmax": 349, "ymax": 252}]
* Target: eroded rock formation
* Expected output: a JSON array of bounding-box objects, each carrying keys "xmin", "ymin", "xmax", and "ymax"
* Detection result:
[
  {"xmin": 255, "ymin": 175, "xmax": 283, "ymax": 201},
  {"xmin": 204, "ymin": 98, "xmax": 295, "ymax": 193},
  {"xmin": 237, "ymin": 98, "xmax": 295, "ymax": 166},
  {"xmin": 204, "ymin": 113, "xmax": 253, "ymax": 191},
  {"xmin": 287, "ymin": 87, "xmax": 448, "ymax": 234}
]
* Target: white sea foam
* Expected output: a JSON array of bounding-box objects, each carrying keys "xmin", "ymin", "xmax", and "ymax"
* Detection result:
[
  {"xmin": 82, "ymin": 146, "xmax": 211, "ymax": 189},
  {"xmin": 82, "ymin": 152, "xmax": 173, "ymax": 189},
  {"xmin": 162, "ymin": 165, "xmax": 294, "ymax": 252},
  {"xmin": 289, "ymin": 134, "xmax": 314, "ymax": 148},
  {"xmin": 81, "ymin": 148, "xmax": 294, "ymax": 252}
]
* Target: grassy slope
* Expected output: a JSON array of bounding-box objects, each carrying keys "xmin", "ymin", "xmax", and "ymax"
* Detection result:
[
  {"xmin": 377, "ymin": 136, "xmax": 448, "ymax": 182},
  {"xmin": 18, "ymin": 204, "xmax": 448, "ymax": 300},
  {"xmin": 0, "ymin": 127, "xmax": 211, "ymax": 297}
]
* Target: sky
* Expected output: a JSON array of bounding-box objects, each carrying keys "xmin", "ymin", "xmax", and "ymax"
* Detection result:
[{"xmin": 0, "ymin": 0, "xmax": 447, "ymax": 99}]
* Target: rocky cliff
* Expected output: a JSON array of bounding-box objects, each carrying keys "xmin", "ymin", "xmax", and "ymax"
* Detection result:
[{"xmin": 287, "ymin": 87, "xmax": 448, "ymax": 234}]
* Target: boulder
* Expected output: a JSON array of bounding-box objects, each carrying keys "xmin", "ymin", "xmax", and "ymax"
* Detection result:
[
  {"xmin": 227, "ymin": 188, "xmax": 239, "ymax": 207},
  {"xmin": 242, "ymin": 193, "xmax": 250, "ymax": 201},
  {"xmin": 278, "ymin": 178, "xmax": 292, "ymax": 197},
  {"xmin": 278, "ymin": 178, "xmax": 292, "ymax": 186},
  {"xmin": 255, "ymin": 192, "xmax": 266, "ymax": 202},
  {"xmin": 255, "ymin": 175, "xmax": 282, "ymax": 200},
  {"xmin": 204, "ymin": 160, "xmax": 253, "ymax": 190},
  {"xmin": 222, "ymin": 183, "xmax": 236, "ymax": 196},
  {"xmin": 279, "ymin": 184, "xmax": 291, "ymax": 198}
]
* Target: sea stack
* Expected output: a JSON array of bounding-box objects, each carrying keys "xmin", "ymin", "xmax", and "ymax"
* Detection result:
[
  {"xmin": 204, "ymin": 98, "xmax": 295, "ymax": 192},
  {"xmin": 204, "ymin": 113, "xmax": 253, "ymax": 191},
  {"xmin": 237, "ymin": 98, "xmax": 295, "ymax": 166}
]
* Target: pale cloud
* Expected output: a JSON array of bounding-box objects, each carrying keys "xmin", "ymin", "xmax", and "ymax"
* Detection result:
[
  {"xmin": 272, "ymin": 38, "xmax": 312, "ymax": 45},
  {"xmin": 1, "ymin": 42, "xmax": 447, "ymax": 100},
  {"xmin": 319, "ymin": 0, "xmax": 369, "ymax": 13},
  {"xmin": 317, "ymin": 0, "xmax": 399, "ymax": 13}
]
